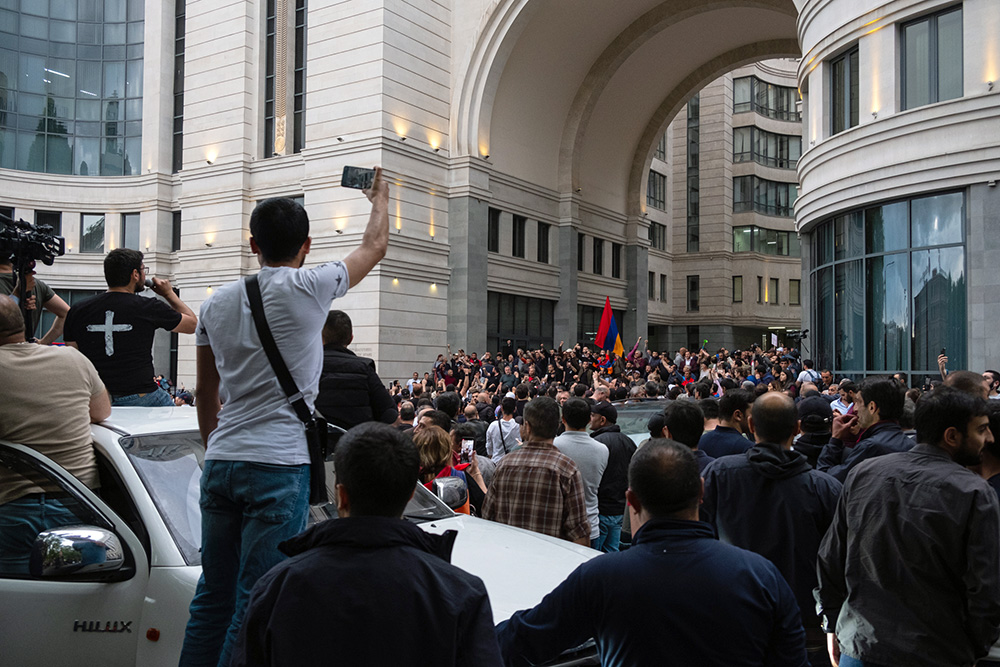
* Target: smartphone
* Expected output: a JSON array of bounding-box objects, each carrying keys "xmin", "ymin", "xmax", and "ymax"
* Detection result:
[
  {"xmin": 940, "ymin": 348, "xmax": 946, "ymax": 356},
  {"xmin": 460, "ymin": 439, "xmax": 474, "ymax": 464},
  {"xmin": 341, "ymin": 166, "xmax": 375, "ymax": 190}
]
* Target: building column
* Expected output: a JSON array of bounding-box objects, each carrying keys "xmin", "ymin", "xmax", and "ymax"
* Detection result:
[
  {"xmin": 447, "ymin": 194, "xmax": 489, "ymax": 354},
  {"xmin": 554, "ymin": 198, "xmax": 579, "ymax": 345},
  {"xmin": 624, "ymin": 214, "xmax": 649, "ymax": 348}
]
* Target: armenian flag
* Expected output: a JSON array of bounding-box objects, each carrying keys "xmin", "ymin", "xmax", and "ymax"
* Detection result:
[{"xmin": 594, "ymin": 297, "xmax": 625, "ymax": 357}]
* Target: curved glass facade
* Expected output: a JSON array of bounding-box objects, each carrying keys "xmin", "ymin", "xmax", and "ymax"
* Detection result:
[
  {"xmin": 811, "ymin": 191, "xmax": 966, "ymax": 383},
  {"xmin": 0, "ymin": 0, "xmax": 144, "ymax": 176}
]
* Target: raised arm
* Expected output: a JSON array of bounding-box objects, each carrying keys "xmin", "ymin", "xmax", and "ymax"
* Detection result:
[{"xmin": 341, "ymin": 167, "xmax": 390, "ymax": 288}]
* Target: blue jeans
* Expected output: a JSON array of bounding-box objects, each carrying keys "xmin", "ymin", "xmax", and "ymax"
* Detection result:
[
  {"xmin": 0, "ymin": 493, "xmax": 79, "ymax": 576},
  {"xmin": 112, "ymin": 387, "xmax": 174, "ymax": 407},
  {"xmin": 179, "ymin": 460, "xmax": 310, "ymax": 667},
  {"xmin": 593, "ymin": 514, "xmax": 623, "ymax": 553},
  {"xmin": 839, "ymin": 654, "xmax": 888, "ymax": 667}
]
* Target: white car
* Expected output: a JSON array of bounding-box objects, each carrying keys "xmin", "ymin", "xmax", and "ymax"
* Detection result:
[{"xmin": 0, "ymin": 407, "xmax": 598, "ymax": 666}]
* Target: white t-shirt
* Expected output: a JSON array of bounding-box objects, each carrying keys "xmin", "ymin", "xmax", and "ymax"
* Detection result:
[
  {"xmin": 195, "ymin": 262, "xmax": 349, "ymax": 464},
  {"xmin": 486, "ymin": 417, "xmax": 519, "ymax": 463},
  {"xmin": 797, "ymin": 368, "xmax": 820, "ymax": 383}
]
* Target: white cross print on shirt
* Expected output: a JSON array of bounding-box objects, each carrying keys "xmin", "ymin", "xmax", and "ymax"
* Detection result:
[{"xmin": 86, "ymin": 310, "xmax": 133, "ymax": 356}]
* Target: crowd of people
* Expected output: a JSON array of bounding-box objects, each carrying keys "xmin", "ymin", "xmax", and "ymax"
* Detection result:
[{"xmin": 4, "ymin": 164, "xmax": 1000, "ymax": 666}]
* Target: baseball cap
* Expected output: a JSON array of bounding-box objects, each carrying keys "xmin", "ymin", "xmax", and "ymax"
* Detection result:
[
  {"xmin": 798, "ymin": 395, "xmax": 833, "ymax": 427},
  {"xmin": 646, "ymin": 412, "xmax": 666, "ymax": 439},
  {"xmin": 591, "ymin": 401, "xmax": 618, "ymax": 423}
]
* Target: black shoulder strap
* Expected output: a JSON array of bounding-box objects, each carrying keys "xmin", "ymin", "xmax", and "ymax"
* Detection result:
[{"xmin": 245, "ymin": 275, "xmax": 313, "ymax": 425}]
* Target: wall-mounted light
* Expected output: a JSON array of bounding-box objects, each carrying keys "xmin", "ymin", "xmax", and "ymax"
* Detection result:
[
  {"xmin": 205, "ymin": 242, "xmax": 212, "ymax": 247},
  {"xmin": 434, "ymin": 147, "xmax": 440, "ymax": 153},
  {"xmin": 399, "ymin": 136, "xmax": 407, "ymax": 142},
  {"xmin": 392, "ymin": 278, "xmax": 399, "ymax": 285},
  {"xmin": 989, "ymin": 81, "xmax": 995, "ymax": 91},
  {"xmin": 337, "ymin": 137, "xmax": 344, "ymax": 142},
  {"xmin": 872, "ymin": 111, "xmax": 878, "ymax": 119},
  {"xmin": 574, "ymin": 187, "xmax": 582, "ymax": 193},
  {"xmin": 206, "ymin": 159, "xmax": 214, "ymax": 165},
  {"xmin": 206, "ymin": 286, "xmax": 213, "ymax": 294},
  {"xmin": 335, "ymin": 229, "xmax": 343, "ymax": 235},
  {"xmin": 482, "ymin": 154, "xmax": 489, "ymax": 160}
]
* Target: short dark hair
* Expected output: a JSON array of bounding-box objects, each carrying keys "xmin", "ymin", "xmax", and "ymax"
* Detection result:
[
  {"xmin": 628, "ymin": 439, "xmax": 700, "ymax": 518},
  {"xmin": 420, "ymin": 409, "xmax": 451, "ymax": 431},
  {"xmin": 523, "ymin": 396, "xmax": 560, "ymax": 440},
  {"xmin": 986, "ymin": 371, "xmax": 1000, "ymax": 394},
  {"xmin": 944, "ymin": 370, "xmax": 988, "ymax": 399},
  {"xmin": 399, "ymin": 402, "xmax": 415, "ymax": 421},
  {"xmin": 500, "ymin": 396, "xmax": 517, "ymax": 416},
  {"xmin": 719, "ymin": 388, "xmax": 753, "ymax": 421},
  {"xmin": 515, "ymin": 383, "xmax": 529, "ymax": 399},
  {"xmin": 985, "ymin": 401, "xmax": 1000, "ymax": 458},
  {"xmin": 698, "ymin": 398, "xmax": 719, "ymax": 421},
  {"xmin": 692, "ymin": 382, "xmax": 712, "ymax": 400},
  {"xmin": 104, "ymin": 248, "xmax": 143, "ymax": 288},
  {"xmin": 859, "ymin": 376, "xmax": 905, "ymax": 421},
  {"xmin": 839, "ymin": 381, "xmax": 858, "ymax": 395},
  {"xmin": 572, "ymin": 383, "xmax": 587, "ymax": 397},
  {"xmin": 561, "ymin": 398, "xmax": 591, "ymax": 430},
  {"xmin": 335, "ymin": 422, "xmax": 418, "ymax": 517},
  {"xmin": 435, "ymin": 392, "xmax": 461, "ymax": 419},
  {"xmin": 915, "ymin": 386, "xmax": 988, "ymax": 448},
  {"xmin": 250, "ymin": 197, "xmax": 310, "ymax": 262},
  {"xmin": 751, "ymin": 393, "xmax": 798, "ymax": 444},
  {"xmin": 323, "ymin": 310, "xmax": 352, "ymax": 347},
  {"xmin": 662, "ymin": 400, "xmax": 704, "ymax": 449}
]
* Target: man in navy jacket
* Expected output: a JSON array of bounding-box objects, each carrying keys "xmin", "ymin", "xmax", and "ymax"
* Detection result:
[
  {"xmin": 496, "ymin": 439, "xmax": 808, "ymax": 666},
  {"xmin": 231, "ymin": 423, "xmax": 502, "ymax": 667}
]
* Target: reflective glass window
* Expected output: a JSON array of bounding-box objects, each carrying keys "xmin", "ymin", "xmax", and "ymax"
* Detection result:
[
  {"xmin": 80, "ymin": 212, "xmax": 104, "ymax": 252},
  {"xmin": 911, "ymin": 246, "xmax": 965, "ymax": 371},
  {"xmin": 814, "ymin": 267, "xmax": 834, "ymax": 370},
  {"xmin": 835, "ymin": 259, "xmax": 864, "ymax": 369},
  {"xmin": 911, "ymin": 191, "xmax": 962, "ymax": 248},
  {"xmin": 865, "ymin": 202, "xmax": 908, "ymax": 253},
  {"xmin": 866, "ymin": 253, "xmax": 909, "ymax": 371}
]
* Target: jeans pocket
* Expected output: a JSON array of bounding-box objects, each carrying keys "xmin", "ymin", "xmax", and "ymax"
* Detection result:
[
  {"xmin": 199, "ymin": 460, "xmax": 228, "ymax": 510},
  {"xmin": 244, "ymin": 463, "xmax": 308, "ymax": 523}
]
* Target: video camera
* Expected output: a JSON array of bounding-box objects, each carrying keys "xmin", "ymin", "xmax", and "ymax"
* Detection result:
[
  {"xmin": 0, "ymin": 213, "xmax": 65, "ymax": 267},
  {"xmin": 785, "ymin": 329, "xmax": 809, "ymax": 342}
]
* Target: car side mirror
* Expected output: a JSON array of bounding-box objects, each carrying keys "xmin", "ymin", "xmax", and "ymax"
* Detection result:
[
  {"xmin": 29, "ymin": 526, "xmax": 125, "ymax": 578},
  {"xmin": 432, "ymin": 476, "xmax": 468, "ymax": 511}
]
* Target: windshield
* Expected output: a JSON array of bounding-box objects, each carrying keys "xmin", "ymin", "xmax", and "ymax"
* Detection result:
[
  {"xmin": 615, "ymin": 403, "xmax": 662, "ymax": 437},
  {"xmin": 120, "ymin": 431, "xmax": 454, "ymax": 566}
]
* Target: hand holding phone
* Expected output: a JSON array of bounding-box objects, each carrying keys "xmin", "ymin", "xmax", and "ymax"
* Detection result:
[
  {"xmin": 341, "ymin": 166, "xmax": 375, "ymax": 190},
  {"xmin": 460, "ymin": 439, "xmax": 474, "ymax": 464}
]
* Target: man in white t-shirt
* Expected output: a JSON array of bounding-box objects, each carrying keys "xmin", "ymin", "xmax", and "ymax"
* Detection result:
[
  {"xmin": 179, "ymin": 168, "xmax": 389, "ymax": 667},
  {"xmin": 796, "ymin": 358, "xmax": 821, "ymax": 386},
  {"xmin": 486, "ymin": 396, "xmax": 520, "ymax": 463}
]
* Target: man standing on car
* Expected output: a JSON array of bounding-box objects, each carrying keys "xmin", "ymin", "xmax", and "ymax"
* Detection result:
[
  {"xmin": 64, "ymin": 248, "xmax": 197, "ymax": 406},
  {"xmin": 179, "ymin": 168, "xmax": 389, "ymax": 667}
]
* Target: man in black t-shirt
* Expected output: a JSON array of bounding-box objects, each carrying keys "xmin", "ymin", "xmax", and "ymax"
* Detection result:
[{"xmin": 64, "ymin": 248, "xmax": 197, "ymax": 406}]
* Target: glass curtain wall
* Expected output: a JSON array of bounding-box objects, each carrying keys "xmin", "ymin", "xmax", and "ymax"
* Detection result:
[
  {"xmin": 0, "ymin": 0, "xmax": 144, "ymax": 175},
  {"xmin": 811, "ymin": 191, "xmax": 966, "ymax": 382}
]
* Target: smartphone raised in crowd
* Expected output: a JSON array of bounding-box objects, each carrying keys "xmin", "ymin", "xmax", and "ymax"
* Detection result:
[
  {"xmin": 460, "ymin": 439, "xmax": 474, "ymax": 464},
  {"xmin": 341, "ymin": 166, "xmax": 375, "ymax": 190}
]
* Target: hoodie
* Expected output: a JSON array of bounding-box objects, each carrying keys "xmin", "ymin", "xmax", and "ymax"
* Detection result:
[
  {"xmin": 701, "ymin": 442, "xmax": 843, "ymax": 639},
  {"xmin": 231, "ymin": 516, "xmax": 502, "ymax": 667}
]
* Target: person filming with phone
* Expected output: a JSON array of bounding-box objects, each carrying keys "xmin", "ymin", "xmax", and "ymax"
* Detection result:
[{"xmin": 180, "ymin": 166, "xmax": 390, "ymax": 667}]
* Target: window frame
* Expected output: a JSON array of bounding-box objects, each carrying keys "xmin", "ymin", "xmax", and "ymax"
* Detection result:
[
  {"xmin": 121, "ymin": 212, "xmax": 140, "ymax": 250},
  {"xmin": 487, "ymin": 208, "xmax": 500, "ymax": 253},
  {"xmin": 80, "ymin": 213, "xmax": 106, "ymax": 254},
  {"xmin": 901, "ymin": 5, "xmax": 963, "ymax": 111},
  {"xmin": 830, "ymin": 45, "xmax": 860, "ymax": 135},
  {"xmin": 592, "ymin": 237, "xmax": 604, "ymax": 275},
  {"xmin": 611, "ymin": 242, "xmax": 622, "ymax": 279},
  {"xmin": 686, "ymin": 275, "xmax": 700, "ymax": 312},
  {"xmin": 512, "ymin": 215, "xmax": 526, "ymax": 258},
  {"xmin": 733, "ymin": 275, "xmax": 743, "ymax": 303}
]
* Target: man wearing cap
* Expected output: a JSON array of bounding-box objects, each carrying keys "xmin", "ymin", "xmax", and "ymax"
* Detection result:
[
  {"xmin": 702, "ymin": 393, "xmax": 842, "ymax": 667},
  {"xmin": 794, "ymin": 394, "xmax": 833, "ymax": 468},
  {"xmin": 589, "ymin": 401, "xmax": 637, "ymax": 552}
]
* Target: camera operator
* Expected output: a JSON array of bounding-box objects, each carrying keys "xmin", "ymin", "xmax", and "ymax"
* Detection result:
[{"xmin": 0, "ymin": 258, "xmax": 69, "ymax": 344}]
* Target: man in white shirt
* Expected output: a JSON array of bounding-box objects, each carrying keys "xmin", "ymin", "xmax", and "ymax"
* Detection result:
[
  {"xmin": 486, "ymin": 396, "xmax": 519, "ymax": 463},
  {"xmin": 553, "ymin": 397, "xmax": 608, "ymax": 547},
  {"xmin": 179, "ymin": 168, "xmax": 389, "ymax": 667}
]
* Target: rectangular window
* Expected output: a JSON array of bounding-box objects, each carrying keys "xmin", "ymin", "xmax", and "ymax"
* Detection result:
[
  {"xmin": 789, "ymin": 278, "xmax": 801, "ymax": 306},
  {"xmin": 648, "ymin": 271, "xmax": 656, "ymax": 300},
  {"xmin": 121, "ymin": 212, "xmax": 140, "ymax": 250},
  {"xmin": 81, "ymin": 213, "xmax": 105, "ymax": 253},
  {"xmin": 769, "ymin": 277, "xmax": 779, "ymax": 305},
  {"xmin": 687, "ymin": 94, "xmax": 700, "ymax": 252},
  {"xmin": 647, "ymin": 171, "xmax": 666, "ymax": 210},
  {"xmin": 577, "ymin": 232, "xmax": 585, "ymax": 271},
  {"xmin": 733, "ymin": 76, "xmax": 801, "ymax": 121},
  {"xmin": 733, "ymin": 176, "xmax": 798, "ymax": 218},
  {"xmin": 537, "ymin": 221, "xmax": 550, "ymax": 263},
  {"xmin": 659, "ymin": 274, "xmax": 667, "ymax": 302},
  {"xmin": 264, "ymin": 0, "xmax": 276, "ymax": 156},
  {"xmin": 648, "ymin": 222, "xmax": 667, "ymax": 251},
  {"xmin": 171, "ymin": 211, "xmax": 182, "ymax": 251},
  {"xmin": 292, "ymin": 0, "xmax": 307, "ymax": 153},
  {"xmin": 172, "ymin": 0, "xmax": 185, "ymax": 172},
  {"xmin": 512, "ymin": 215, "xmax": 526, "ymax": 258},
  {"xmin": 36, "ymin": 211, "xmax": 61, "ymax": 236},
  {"xmin": 733, "ymin": 275, "xmax": 743, "ymax": 303},
  {"xmin": 593, "ymin": 238, "xmax": 604, "ymax": 275},
  {"xmin": 611, "ymin": 242, "xmax": 622, "ymax": 278},
  {"xmin": 831, "ymin": 46, "xmax": 860, "ymax": 134},
  {"xmin": 757, "ymin": 276, "xmax": 763, "ymax": 304},
  {"xmin": 488, "ymin": 207, "xmax": 500, "ymax": 253},
  {"xmin": 734, "ymin": 126, "xmax": 801, "ymax": 168},
  {"xmin": 902, "ymin": 6, "xmax": 962, "ymax": 110},
  {"xmin": 654, "ymin": 133, "xmax": 666, "ymax": 161},
  {"xmin": 732, "ymin": 225, "xmax": 800, "ymax": 257},
  {"xmin": 686, "ymin": 275, "xmax": 700, "ymax": 312}
]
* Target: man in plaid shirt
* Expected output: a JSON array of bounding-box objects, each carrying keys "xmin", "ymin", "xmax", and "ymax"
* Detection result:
[{"xmin": 483, "ymin": 397, "xmax": 590, "ymax": 545}]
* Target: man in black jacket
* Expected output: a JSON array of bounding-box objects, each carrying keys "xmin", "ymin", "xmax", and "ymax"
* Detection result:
[
  {"xmin": 315, "ymin": 310, "xmax": 397, "ymax": 430},
  {"xmin": 817, "ymin": 376, "xmax": 913, "ymax": 481},
  {"xmin": 589, "ymin": 401, "xmax": 637, "ymax": 552},
  {"xmin": 702, "ymin": 393, "xmax": 842, "ymax": 667},
  {"xmin": 231, "ymin": 423, "xmax": 502, "ymax": 667}
]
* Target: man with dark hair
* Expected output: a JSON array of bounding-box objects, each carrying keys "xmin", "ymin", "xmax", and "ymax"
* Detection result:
[
  {"xmin": 231, "ymin": 423, "xmax": 502, "ymax": 667},
  {"xmin": 64, "ymin": 247, "xmax": 197, "ymax": 406},
  {"xmin": 315, "ymin": 310, "xmax": 396, "ymax": 430},
  {"xmin": 483, "ymin": 397, "xmax": 588, "ymax": 545},
  {"xmin": 659, "ymin": 400, "xmax": 714, "ymax": 472},
  {"xmin": 485, "ymin": 396, "xmax": 518, "ymax": 463},
  {"xmin": 698, "ymin": 388, "xmax": 753, "ymax": 458},
  {"xmin": 435, "ymin": 391, "xmax": 462, "ymax": 424},
  {"xmin": 980, "ymin": 402, "xmax": 1000, "ymax": 499},
  {"xmin": 497, "ymin": 439, "xmax": 808, "ymax": 665},
  {"xmin": 589, "ymin": 401, "xmax": 637, "ymax": 552},
  {"xmin": 985, "ymin": 370, "xmax": 1000, "ymax": 400},
  {"xmin": 415, "ymin": 408, "xmax": 451, "ymax": 434},
  {"xmin": 182, "ymin": 172, "xmax": 390, "ymax": 666},
  {"xmin": 793, "ymin": 394, "xmax": 832, "ymax": 468},
  {"xmin": 397, "ymin": 401, "xmax": 415, "ymax": 432},
  {"xmin": 702, "ymin": 393, "xmax": 842, "ymax": 667},
  {"xmin": 817, "ymin": 377, "xmax": 913, "ymax": 482},
  {"xmin": 817, "ymin": 387, "xmax": 1000, "ymax": 667},
  {"xmin": 554, "ymin": 398, "xmax": 609, "ymax": 547},
  {"xmin": 945, "ymin": 369, "xmax": 991, "ymax": 399},
  {"xmin": 796, "ymin": 359, "xmax": 820, "ymax": 386}
]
